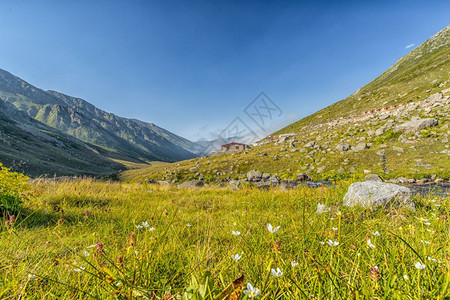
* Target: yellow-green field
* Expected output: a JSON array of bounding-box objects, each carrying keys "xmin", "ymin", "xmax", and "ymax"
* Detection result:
[{"xmin": 1, "ymin": 178, "xmax": 449, "ymax": 299}]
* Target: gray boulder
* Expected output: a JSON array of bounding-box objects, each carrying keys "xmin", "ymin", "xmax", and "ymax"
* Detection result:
[
  {"xmin": 269, "ymin": 174, "xmax": 280, "ymax": 184},
  {"xmin": 394, "ymin": 118, "xmax": 438, "ymax": 132},
  {"xmin": 262, "ymin": 173, "xmax": 271, "ymax": 181},
  {"xmin": 353, "ymin": 142, "xmax": 368, "ymax": 151},
  {"xmin": 178, "ymin": 180, "xmax": 204, "ymax": 188},
  {"xmin": 296, "ymin": 173, "xmax": 310, "ymax": 182},
  {"xmin": 343, "ymin": 181, "xmax": 414, "ymax": 210},
  {"xmin": 254, "ymin": 181, "xmax": 272, "ymax": 190},
  {"xmin": 336, "ymin": 143, "xmax": 350, "ymax": 152},
  {"xmin": 375, "ymin": 128, "xmax": 385, "ymax": 136},
  {"xmin": 229, "ymin": 180, "xmax": 242, "ymax": 190},
  {"xmin": 304, "ymin": 141, "xmax": 315, "ymax": 148},
  {"xmin": 364, "ymin": 174, "xmax": 383, "ymax": 182},
  {"xmin": 247, "ymin": 169, "xmax": 262, "ymax": 182}
]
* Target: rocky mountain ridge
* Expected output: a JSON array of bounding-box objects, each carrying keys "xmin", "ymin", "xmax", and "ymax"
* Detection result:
[{"xmin": 0, "ymin": 68, "xmax": 198, "ymax": 166}]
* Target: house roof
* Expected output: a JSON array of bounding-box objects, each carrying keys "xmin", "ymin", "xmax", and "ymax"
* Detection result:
[{"xmin": 221, "ymin": 142, "xmax": 247, "ymax": 147}]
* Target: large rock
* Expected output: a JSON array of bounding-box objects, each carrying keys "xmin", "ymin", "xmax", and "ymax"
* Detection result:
[
  {"xmin": 229, "ymin": 180, "xmax": 242, "ymax": 190},
  {"xmin": 353, "ymin": 142, "xmax": 368, "ymax": 151},
  {"xmin": 394, "ymin": 118, "xmax": 438, "ymax": 132},
  {"xmin": 269, "ymin": 174, "xmax": 280, "ymax": 185},
  {"xmin": 254, "ymin": 181, "xmax": 272, "ymax": 190},
  {"xmin": 262, "ymin": 173, "xmax": 271, "ymax": 181},
  {"xmin": 343, "ymin": 181, "xmax": 415, "ymax": 210},
  {"xmin": 247, "ymin": 169, "xmax": 262, "ymax": 182},
  {"xmin": 364, "ymin": 174, "xmax": 383, "ymax": 182},
  {"xmin": 178, "ymin": 180, "xmax": 204, "ymax": 188}
]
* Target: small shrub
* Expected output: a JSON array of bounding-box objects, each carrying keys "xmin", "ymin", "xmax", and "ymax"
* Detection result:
[{"xmin": 0, "ymin": 163, "xmax": 29, "ymax": 214}]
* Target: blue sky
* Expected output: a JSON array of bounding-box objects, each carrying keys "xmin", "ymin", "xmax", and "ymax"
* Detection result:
[{"xmin": 0, "ymin": 1, "xmax": 449, "ymax": 141}]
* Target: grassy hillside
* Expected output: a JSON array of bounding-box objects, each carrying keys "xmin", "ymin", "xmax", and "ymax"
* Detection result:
[
  {"xmin": 121, "ymin": 26, "xmax": 450, "ymax": 183},
  {"xmin": 278, "ymin": 25, "xmax": 450, "ymax": 133},
  {"xmin": 1, "ymin": 179, "xmax": 448, "ymax": 298}
]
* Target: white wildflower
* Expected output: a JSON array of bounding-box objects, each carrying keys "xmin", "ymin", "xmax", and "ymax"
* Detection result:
[
  {"xmin": 331, "ymin": 227, "xmax": 338, "ymax": 231},
  {"xmin": 414, "ymin": 262, "xmax": 426, "ymax": 270},
  {"xmin": 231, "ymin": 254, "xmax": 241, "ymax": 261},
  {"xmin": 367, "ymin": 239, "xmax": 376, "ymax": 249},
  {"xmin": 270, "ymin": 267, "xmax": 283, "ymax": 277},
  {"xmin": 266, "ymin": 223, "xmax": 280, "ymax": 234},
  {"xmin": 232, "ymin": 231, "xmax": 241, "ymax": 236},
  {"xmin": 243, "ymin": 283, "xmax": 261, "ymax": 298},
  {"xmin": 327, "ymin": 239, "xmax": 339, "ymax": 247},
  {"xmin": 291, "ymin": 261, "xmax": 299, "ymax": 267},
  {"xmin": 28, "ymin": 274, "xmax": 36, "ymax": 279},
  {"xmin": 372, "ymin": 231, "xmax": 381, "ymax": 236},
  {"xmin": 74, "ymin": 266, "xmax": 86, "ymax": 272}
]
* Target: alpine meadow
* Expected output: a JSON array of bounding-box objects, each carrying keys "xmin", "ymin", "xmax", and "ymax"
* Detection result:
[{"xmin": 0, "ymin": 2, "xmax": 449, "ymax": 300}]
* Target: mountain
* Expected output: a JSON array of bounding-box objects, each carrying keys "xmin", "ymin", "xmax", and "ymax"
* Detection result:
[
  {"xmin": 121, "ymin": 25, "xmax": 450, "ymax": 183},
  {"xmin": 0, "ymin": 98, "xmax": 124, "ymax": 177},
  {"xmin": 0, "ymin": 69, "xmax": 198, "ymax": 165}
]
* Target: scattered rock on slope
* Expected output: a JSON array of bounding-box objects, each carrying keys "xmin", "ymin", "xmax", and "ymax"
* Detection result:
[
  {"xmin": 247, "ymin": 169, "xmax": 263, "ymax": 182},
  {"xmin": 178, "ymin": 180, "xmax": 204, "ymax": 188},
  {"xmin": 336, "ymin": 143, "xmax": 350, "ymax": 152},
  {"xmin": 394, "ymin": 118, "xmax": 438, "ymax": 133},
  {"xmin": 353, "ymin": 142, "xmax": 368, "ymax": 151},
  {"xmin": 343, "ymin": 181, "xmax": 415, "ymax": 210},
  {"xmin": 229, "ymin": 180, "xmax": 242, "ymax": 190}
]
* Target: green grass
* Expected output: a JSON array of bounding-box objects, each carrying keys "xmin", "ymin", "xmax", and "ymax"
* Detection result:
[{"xmin": 1, "ymin": 179, "xmax": 448, "ymax": 299}]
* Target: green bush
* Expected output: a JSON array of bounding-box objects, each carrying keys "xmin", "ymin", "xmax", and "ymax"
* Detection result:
[{"xmin": 0, "ymin": 163, "xmax": 29, "ymax": 213}]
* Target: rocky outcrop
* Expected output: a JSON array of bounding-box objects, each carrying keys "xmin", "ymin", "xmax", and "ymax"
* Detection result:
[{"xmin": 343, "ymin": 181, "xmax": 415, "ymax": 210}]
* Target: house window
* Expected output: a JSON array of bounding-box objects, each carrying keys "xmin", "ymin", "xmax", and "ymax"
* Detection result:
[{"xmin": 235, "ymin": 146, "xmax": 239, "ymax": 149}]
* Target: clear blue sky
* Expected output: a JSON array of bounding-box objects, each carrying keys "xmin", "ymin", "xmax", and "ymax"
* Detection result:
[{"xmin": 0, "ymin": 1, "xmax": 449, "ymax": 141}]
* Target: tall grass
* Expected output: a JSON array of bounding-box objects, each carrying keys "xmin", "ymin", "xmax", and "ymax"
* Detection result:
[{"xmin": 0, "ymin": 179, "xmax": 448, "ymax": 299}]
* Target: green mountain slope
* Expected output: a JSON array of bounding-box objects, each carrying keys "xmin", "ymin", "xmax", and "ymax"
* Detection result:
[
  {"xmin": 0, "ymin": 71, "xmax": 197, "ymax": 163},
  {"xmin": 121, "ymin": 25, "xmax": 450, "ymax": 183},
  {"xmin": 0, "ymin": 99, "xmax": 124, "ymax": 177},
  {"xmin": 279, "ymin": 25, "xmax": 450, "ymax": 133}
]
